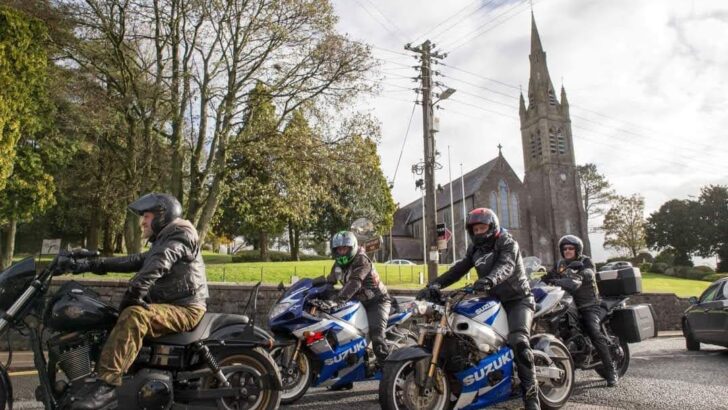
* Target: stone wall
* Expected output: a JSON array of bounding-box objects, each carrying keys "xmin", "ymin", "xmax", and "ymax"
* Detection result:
[{"xmin": 1, "ymin": 279, "xmax": 687, "ymax": 350}]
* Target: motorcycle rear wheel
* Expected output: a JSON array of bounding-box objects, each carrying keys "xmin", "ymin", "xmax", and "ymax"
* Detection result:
[
  {"xmin": 536, "ymin": 339, "xmax": 575, "ymax": 410},
  {"xmin": 202, "ymin": 347, "xmax": 281, "ymax": 410},
  {"xmin": 596, "ymin": 337, "xmax": 630, "ymax": 379}
]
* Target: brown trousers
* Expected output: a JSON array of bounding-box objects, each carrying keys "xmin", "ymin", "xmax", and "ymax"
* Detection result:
[{"xmin": 97, "ymin": 304, "xmax": 205, "ymax": 386}]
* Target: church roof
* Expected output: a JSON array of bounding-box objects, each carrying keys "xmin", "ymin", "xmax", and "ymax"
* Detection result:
[{"xmin": 395, "ymin": 156, "xmax": 502, "ymax": 224}]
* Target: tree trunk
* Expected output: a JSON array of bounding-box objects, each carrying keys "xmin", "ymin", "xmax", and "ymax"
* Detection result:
[
  {"xmin": 87, "ymin": 206, "xmax": 100, "ymax": 252},
  {"xmin": 124, "ymin": 213, "xmax": 142, "ymax": 254},
  {"xmin": 259, "ymin": 231, "xmax": 269, "ymax": 262},
  {"xmin": 102, "ymin": 215, "xmax": 115, "ymax": 256},
  {"xmin": 288, "ymin": 223, "xmax": 300, "ymax": 261},
  {"xmin": 1, "ymin": 219, "xmax": 17, "ymax": 270},
  {"xmin": 114, "ymin": 232, "xmax": 124, "ymax": 253}
]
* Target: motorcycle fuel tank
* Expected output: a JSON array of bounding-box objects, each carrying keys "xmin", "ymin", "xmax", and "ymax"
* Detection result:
[
  {"xmin": 451, "ymin": 297, "xmax": 508, "ymax": 353},
  {"xmin": 0, "ymin": 257, "xmax": 37, "ymax": 310},
  {"xmin": 47, "ymin": 281, "xmax": 118, "ymax": 332}
]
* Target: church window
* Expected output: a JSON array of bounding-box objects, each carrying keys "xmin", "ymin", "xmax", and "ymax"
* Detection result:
[
  {"xmin": 530, "ymin": 131, "xmax": 542, "ymax": 159},
  {"xmin": 510, "ymin": 194, "xmax": 520, "ymax": 228},
  {"xmin": 548, "ymin": 88, "xmax": 557, "ymax": 106},
  {"xmin": 549, "ymin": 128, "xmax": 557, "ymax": 154},
  {"xmin": 490, "ymin": 191, "xmax": 498, "ymax": 215},
  {"xmin": 499, "ymin": 180, "xmax": 510, "ymax": 229},
  {"xmin": 557, "ymin": 129, "xmax": 567, "ymax": 154}
]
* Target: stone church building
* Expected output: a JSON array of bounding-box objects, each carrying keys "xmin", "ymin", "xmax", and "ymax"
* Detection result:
[{"xmin": 387, "ymin": 15, "xmax": 590, "ymax": 266}]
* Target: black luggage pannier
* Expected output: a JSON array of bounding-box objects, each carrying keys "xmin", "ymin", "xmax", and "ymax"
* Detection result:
[
  {"xmin": 611, "ymin": 304, "xmax": 657, "ymax": 343},
  {"xmin": 596, "ymin": 267, "xmax": 642, "ymax": 296}
]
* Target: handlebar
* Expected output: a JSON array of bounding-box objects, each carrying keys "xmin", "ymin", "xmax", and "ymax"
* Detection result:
[{"xmin": 65, "ymin": 249, "xmax": 100, "ymax": 259}]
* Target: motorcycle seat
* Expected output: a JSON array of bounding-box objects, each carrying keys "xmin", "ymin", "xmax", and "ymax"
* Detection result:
[
  {"xmin": 147, "ymin": 313, "xmax": 249, "ymax": 345},
  {"xmin": 600, "ymin": 298, "xmax": 623, "ymax": 312}
]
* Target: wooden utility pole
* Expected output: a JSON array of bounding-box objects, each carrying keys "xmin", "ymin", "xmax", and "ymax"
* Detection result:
[{"xmin": 406, "ymin": 40, "xmax": 448, "ymax": 281}]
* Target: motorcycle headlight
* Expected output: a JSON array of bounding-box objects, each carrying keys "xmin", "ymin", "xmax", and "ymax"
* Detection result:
[{"xmin": 269, "ymin": 302, "xmax": 292, "ymax": 319}]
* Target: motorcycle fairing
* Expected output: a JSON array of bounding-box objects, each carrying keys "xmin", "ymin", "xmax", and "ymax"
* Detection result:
[{"xmin": 453, "ymin": 345, "xmax": 514, "ymax": 410}]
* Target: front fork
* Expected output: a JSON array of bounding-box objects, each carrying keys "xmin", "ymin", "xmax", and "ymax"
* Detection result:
[{"xmin": 416, "ymin": 301, "xmax": 450, "ymax": 394}]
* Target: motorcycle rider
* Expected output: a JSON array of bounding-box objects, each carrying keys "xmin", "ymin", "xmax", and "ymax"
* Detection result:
[
  {"xmin": 59, "ymin": 193, "xmax": 209, "ymax": 409},
  {"xmin": 325, "ymin": 231, "xmax": 391, "ymax": 380},
  {"xmin": 541, "ymin": 234, "xmax": 619, "ymax": 387},
  {"xmin": 417, "ymin": 208, "xmax": 540, "ymax": 410}
]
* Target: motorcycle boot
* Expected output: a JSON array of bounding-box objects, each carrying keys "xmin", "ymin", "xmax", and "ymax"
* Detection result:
[
  {"xmin": 604, "ymin": 360, "xmax": 619, "ymax": 387},
  {"xmin": 71, "ymin": 380, "xmax": 117, "ymax": 410}
]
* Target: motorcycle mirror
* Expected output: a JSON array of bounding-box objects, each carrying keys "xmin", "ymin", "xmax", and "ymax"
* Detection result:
[
  {"xmin": 350, "ymin": 218, "xmax": 382, "ymax": 253},
  {"xmin": 688, "ymin": 296, "xmax": 698, "ymax": 305}
]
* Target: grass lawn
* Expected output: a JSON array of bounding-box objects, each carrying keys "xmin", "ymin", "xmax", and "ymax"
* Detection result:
[
  {"xmin": 640, "ymin": 272, "xmax": 710, "ymax": 298},
  {"xmin": 10, "ymin": 252, "xmax": 715, "ymax": 296}
]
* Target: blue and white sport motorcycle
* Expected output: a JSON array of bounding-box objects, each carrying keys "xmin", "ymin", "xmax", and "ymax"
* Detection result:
[
  {"xmin": 379, "ymin": 287, "xmax": 574, "ymax": 410},
  {"xmin": 268, "ymin": 277, "xmax": 416, "ymax": 404}
]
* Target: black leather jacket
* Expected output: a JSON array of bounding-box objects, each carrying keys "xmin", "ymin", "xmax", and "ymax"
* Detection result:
[
  {"xmin": 327, "ymin": 248, "xmax": 387, "ymax": 303},
  {"xmin": 542, "ymin": 256, "xmax": 599, "ymax": 309},
  {"xmin": 431, "ymin": 229, "xmax": 532, "ymax": 302},
  {"xmin": 91, "ymin": 219, "xmax": 208, "ymax": 307}
]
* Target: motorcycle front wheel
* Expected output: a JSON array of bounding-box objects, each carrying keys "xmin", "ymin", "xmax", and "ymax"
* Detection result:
[
  {"xmin": 0, "ymin": 366, "xmax": 11, "ymax": 410},
  {"xmin": 202, "ymin": 347, "xmax": 281, "ymax": 410},
  {"xmin": 379, "ymin": 360, "xmax": 450, "ymax": 410},
  {"xmin": 270, "ymin": 345, "xmax": 313, "ymax": 404}
]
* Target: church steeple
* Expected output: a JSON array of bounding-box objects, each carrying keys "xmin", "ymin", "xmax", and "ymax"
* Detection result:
[
  {"xmin": 530, "ymin": 12, "xmax": 543, "ymax": 55},
  {"xmin": 527, "ymin": 12, "xmax": 557, "ymax": 109}
]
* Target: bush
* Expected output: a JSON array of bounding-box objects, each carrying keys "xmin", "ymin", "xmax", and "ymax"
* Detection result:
[
  {"xmin": 639, "ymin": 262, "xmax": 652, "ymax": 273},
  {"xmin": 702, "ymin": 273, "xmax": 728, "ymax": 282},
  {"xmin": 665, "ymin": 265, "xmax": 713, "ymax": 280},
  {"xmin": 231, "ymin": 250, "xmax": 329, "ymax": 263},
  {"xmin": 631, "ymin": 252, "xmax": 654, "ymax": 265},
  {"xmin": 650, "ymin": 262, "xmax": 669, "ymax": 274},
  {"xmin": 654, "ymin": 249, "xmax": 675, "ymax": 265},
  {"xmin": 691, "ymin": 265, "xmax": 715, "ymax": 275}
]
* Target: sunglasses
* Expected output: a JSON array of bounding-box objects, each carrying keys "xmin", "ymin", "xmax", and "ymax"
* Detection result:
[{"xmin": 562, "ymin": 246, "xmax": 576, "ymax": 251}]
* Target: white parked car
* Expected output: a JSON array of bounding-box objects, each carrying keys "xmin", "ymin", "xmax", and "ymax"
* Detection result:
[{"xmin": 384, "ymin": 259, "xmax": 416, "ymax": 265}]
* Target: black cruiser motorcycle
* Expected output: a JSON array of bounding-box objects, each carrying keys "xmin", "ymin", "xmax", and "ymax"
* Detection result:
[{"xmin": 0, "ymin": 250, "xmax": 281, "ymax": 410}]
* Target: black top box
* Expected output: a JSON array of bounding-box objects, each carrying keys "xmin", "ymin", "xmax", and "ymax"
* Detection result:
[{"xmin": 596, "ymin": 267, "xmax": 642, "ymax": 297}]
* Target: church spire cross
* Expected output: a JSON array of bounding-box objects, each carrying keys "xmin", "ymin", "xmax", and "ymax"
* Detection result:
[{"xmin": 498, "ymin": 143, "xmax": 503, "ymax": 156}]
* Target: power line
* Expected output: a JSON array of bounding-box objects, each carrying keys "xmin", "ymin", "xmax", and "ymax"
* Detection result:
[
  {"xmin": 439, "ymin": 61, "xmax": 521, "ymax": 90},
  {"xmin": 392, "ymin": 102, "xmax": 418, "ymax": 185},
  {"xmin": 361, "ymin": 0, "xmax": 409, "ymax": 42},
  {"xmin": 437, "ymin": 61, "xmax": 728, "ymax": 156},
  {"xmin": 409, "ymin": 0, "xmax": 482, "ymax": 44},
  {"xmin": 442, "ymin": 0, "xmax": 531, "ymax": 51},
  {"xmin": 421, "ymin": 0, "xmax": 502, "ymax": 45},
  {"xmin": 352, "ymin": 0, "xmax": 408, "ymax": 43}
]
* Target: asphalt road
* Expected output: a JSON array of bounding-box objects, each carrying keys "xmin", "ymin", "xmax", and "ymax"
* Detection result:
[{"xmin": 5, "ymin": 336, "xmax": 728, "ymax": 409}]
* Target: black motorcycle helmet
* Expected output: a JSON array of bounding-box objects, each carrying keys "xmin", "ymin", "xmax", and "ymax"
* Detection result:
[
  {"xmin": 128, "ymin": 193, "xmax": 182, "ymax": 238},
  {"xmin": 466, "ymin": 208, "xmax": 500, "ymax": 246},
  {"xmin": 558, "ymin": 234, "xmax": 583, "ymax": 259}
]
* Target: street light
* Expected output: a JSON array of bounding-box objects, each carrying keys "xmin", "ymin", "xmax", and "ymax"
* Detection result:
[{"xmin": 433, "ymin": 88, "xmax": 456, "ymax": 105}]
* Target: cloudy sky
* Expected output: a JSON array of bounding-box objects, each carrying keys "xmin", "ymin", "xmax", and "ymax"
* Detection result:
[{"xmin": 331, "ymin": 0, "xmax": 728, "ymax": 263}]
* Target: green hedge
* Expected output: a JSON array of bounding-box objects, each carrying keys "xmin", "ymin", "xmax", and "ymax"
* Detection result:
[
  {"xmin": 663, "ymin": 265, "xmax": 715, "ymax": 281},
  {"xmin": 231, "ymin": 250, "xmax": 329, "ymax": 263},
  {"xmin": 702, "ymin": 273, "xmax": 728, "ymax": 282}
]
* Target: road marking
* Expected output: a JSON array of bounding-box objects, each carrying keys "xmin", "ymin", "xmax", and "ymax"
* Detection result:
[{"xmin": 9, "ymin": 370, "xmax": 38, "ymax": 377}]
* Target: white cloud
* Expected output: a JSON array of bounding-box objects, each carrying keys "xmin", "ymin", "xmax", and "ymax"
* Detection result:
[{"xmin": 332, "ymin": 0, "xmax": 728, "ymax": 263}]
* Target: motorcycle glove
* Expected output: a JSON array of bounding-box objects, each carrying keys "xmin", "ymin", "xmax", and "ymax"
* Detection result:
[
  {"xmin": 119, "ymin": 289, "xmax": 151, "ymax": 311},
  {"xmin": 416, "ymin": 284, "xmax": 441, "ymax": 301},
  {"xmin": 473, "ymin": 277, "xmax": 494, "ymax": 292}
]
